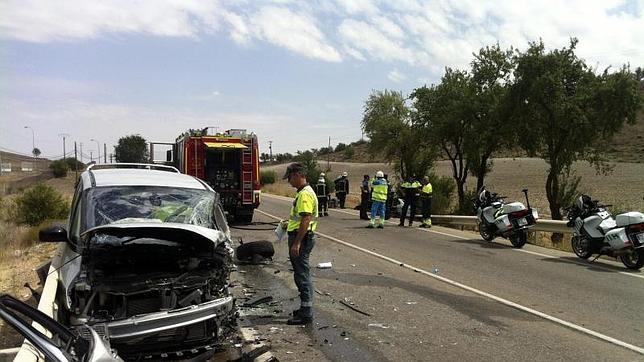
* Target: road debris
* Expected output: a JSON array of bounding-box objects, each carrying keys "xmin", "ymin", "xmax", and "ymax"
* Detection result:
[
  {"xmin": 243, "ymin": 295, "xmax": 274, "ymax": 307},
  {"xmin": 316, "ymin": 262, "xmax": 333, "ymax": 269},
  {"xmin": 339, "ymin": 299, "xmax": 371, "ymax": 317},
  {"xmin": 368, "ymin": 323, "xmax": 391, "ymax": 329}
]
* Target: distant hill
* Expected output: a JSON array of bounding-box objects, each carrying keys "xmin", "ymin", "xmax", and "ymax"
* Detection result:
[
  {"xmin": 320, "ymin": 105, "xmax": 644, "ymax": 164},
  {"xmin": 0, "ymin": 150, "xmax": 51, "ymax": 172}
]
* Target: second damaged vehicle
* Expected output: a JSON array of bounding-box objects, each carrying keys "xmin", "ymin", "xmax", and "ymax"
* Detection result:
[{"xmin": 39, "ymin": 164, "xmax": 236, "ymax": 361}]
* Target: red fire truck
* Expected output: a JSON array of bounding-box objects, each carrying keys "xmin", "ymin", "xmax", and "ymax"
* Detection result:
[{"xmin": 172, "ymin": 128, "xmax": 260, "ymax": 222}]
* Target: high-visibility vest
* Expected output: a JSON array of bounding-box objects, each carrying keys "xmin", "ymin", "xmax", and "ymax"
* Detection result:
[
  {"xmin": 371, "ymin": 179, "xmax": 388, "ymax": 202},
  {"xmin": 287, "ymin": 185, "xmax": 319, "ymax": 232},
  {"xmin": 421, "ymin": 183, "xmax": 433, "ymax": 196}
]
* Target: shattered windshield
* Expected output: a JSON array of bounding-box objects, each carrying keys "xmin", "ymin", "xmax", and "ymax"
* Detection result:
[{"xmin": 84, "ymin": 186, "xmax": 215, "ymax": 230}]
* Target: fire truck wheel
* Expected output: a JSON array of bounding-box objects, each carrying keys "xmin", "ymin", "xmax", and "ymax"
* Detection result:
[{"xmin": 236, "ymin": 241, "xmax": 275, "ymax": 261}]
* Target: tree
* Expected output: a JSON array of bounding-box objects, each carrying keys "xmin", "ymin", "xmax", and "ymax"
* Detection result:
[
  {"xmin": 362, "ymin": 90, "xmax": 436, "ymax": 180},
  {"xmin": 294, "ymin": 150, "xmax": 321, "ymax": 186},
  {"xmin": 467, "ymin": 44, "xmax": 515, "ymax": 192},
  {"xmin": 114, "ymin": 135, "xmax": 149, "ymax": 163},
  {"xmin": 32, "ymin": 148, "xmax": 41, "ymax": 157},
  {"xmin": 343, "ymin": 146, "xmax": 355, "ymax": 160},
  {"xmin": 412, "ymin": 69, "xmax": 474, "ymax": 210},
  {"xmin": 510, "ymin": 39, "xmax": 641, "ymax": 219}
]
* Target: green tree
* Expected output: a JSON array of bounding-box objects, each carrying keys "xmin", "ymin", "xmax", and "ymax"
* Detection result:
[
  {"xmin": 362, "ymin": 90, "xmax": 436, "ymax": 179},
  {"xmin": 343, "ymin": 145, "xmax": 355, "ymax": 159},
  {"xmin": 32, "ymin": 148, "xmax": 41, "ymax": 157},
  {"xmin": 510, "ymin": 39, "xmax": 641, "ymax": 219},
  {"xmin": 467, "ymin": 44, "xmax": 515, "ymax": 192},
  {"xmin": 294, "ymin": 150, "xmax": 321, "ymax": 185},
  {"xmin": 412, "ymin": 69, "xmax": 474, "ymax": 210},
  {"xmin": 14, "ymin": 183, "xmax": 69, "ymax": 225},
  {"xmin": 114, "ymin": 135, "xmax": 149, "ymax": 163},
  {"xmin": 49, "ymin": 159, "xmax": 69, "ymax": 178}
]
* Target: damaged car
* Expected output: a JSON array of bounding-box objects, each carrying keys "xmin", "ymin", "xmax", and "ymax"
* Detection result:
[{"xmin": 39, "ymin": 164, "xmax": 236, "ymax": 361}]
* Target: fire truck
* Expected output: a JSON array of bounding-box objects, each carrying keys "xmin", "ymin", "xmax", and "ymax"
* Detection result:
[{"xmin": 169, "ymin": 128, "xmax": 260, "ymax": 222}]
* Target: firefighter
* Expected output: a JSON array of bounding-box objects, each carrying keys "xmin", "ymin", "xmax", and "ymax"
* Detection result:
[
  {"xmin": 282, "ymin": 163, "xmax": 318, "ymax": 325},
  {"xmin": 315, "ymin": 173, "xmax": 329, "ymax": 216},
  {"xmin": 419, "ymin": 175, "xmax": 433, "ymax": 228},
  {"xmin": 366, "ymin": 171, "xmax": 387, "ymax": 228},
  {"xmin": 359, "ymin": 174, "xmax": 370, "ymax": 220},
  {"xmin": 334, "ymin": 172, "xmax": 349, "ymax": 209},
  {"xmin": 398, "ymin": 175, "xmax": 421, "ymax": 227}
]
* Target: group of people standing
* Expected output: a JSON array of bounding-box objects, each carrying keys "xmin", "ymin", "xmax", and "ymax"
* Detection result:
[
  {"xmin": 282, "ymin": 162, "xmax": 434, "ymax": 326},
  {"xmin": 361, "ymin": 173, "xmax": 433, "ymax": 229}
]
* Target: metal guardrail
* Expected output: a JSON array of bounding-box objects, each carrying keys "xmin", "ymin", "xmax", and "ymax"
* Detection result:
[{"xmin": 433, "ymin": 215, "xmax": 571, "ymax": 233}]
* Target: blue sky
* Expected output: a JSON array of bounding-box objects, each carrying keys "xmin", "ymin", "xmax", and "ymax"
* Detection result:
[{"xmin": 1, "ymin": 0, "xmax": 643, "ymax": 160}]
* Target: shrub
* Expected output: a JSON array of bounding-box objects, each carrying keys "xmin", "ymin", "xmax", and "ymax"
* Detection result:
[
  {"xmin": 64, "ymin": 158, "xmax": 85, "ymax": 171},
  {"xmin": 427, "ymin": 173, "xmax": 456, "ymax": 215},
  {"xmin": 14, "ymin": 183, "xmax": 70, "ymax": 226},
  {"xmin": 334, "ymin": 143, "xmax": 347, "ymax": 152},
  {"xmin": 50, "ymin": 160, "xmax": 69, "ymax": 178},
  {"xmin": 260, "ymin": 170, "xmax": 277, "ymax": 186},
  {"xmin": 453, "ymin": 190, "xmax": 478, "ymax": 216},
  {"xmin": 343, "ymin": 146, "xmax": 355, "ymax": 160}
]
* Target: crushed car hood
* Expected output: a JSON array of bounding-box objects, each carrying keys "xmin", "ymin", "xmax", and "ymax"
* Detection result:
[{"xmin": 81, "ymin": 222, "xmax": 230, "ymax": 251}]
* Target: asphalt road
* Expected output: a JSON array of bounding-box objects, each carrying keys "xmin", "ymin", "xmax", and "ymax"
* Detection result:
[{"xmin": 230, "ymin": 194, "xmax": 644, "ymax": 361}]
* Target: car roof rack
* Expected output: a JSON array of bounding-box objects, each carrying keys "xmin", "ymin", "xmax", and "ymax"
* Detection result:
[{"xmin": 86, "ymin": 163, "xmax": 181, "ymax": 173}]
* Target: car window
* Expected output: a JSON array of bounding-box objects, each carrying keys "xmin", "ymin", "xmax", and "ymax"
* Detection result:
[{"xmin": 83, "ymin": 186, "xmax": 215, "ymax": 230}]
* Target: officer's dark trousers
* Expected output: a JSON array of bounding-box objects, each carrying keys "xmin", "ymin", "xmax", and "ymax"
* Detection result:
[
  {"xmin": 421, "ymin": 197, "xmax": 432, "ymax": 222},
  {"xmin": 288, "ymin": 231, "xmax": 315, "ymax": 317},
  {"xmin": 360, "ymin": 193, "xmax": 369, "ymax": 219},
  {"xmin": 317, "ymin": 196, "xmax": 328, "ymax": 215},
  {"xmin": 337, "ymin": 192, "xmax": 346, "ymax": 209},
  {"xmin": 400, "ymin": 196, "xmax": 417, "ymax": 225},
  {"xmin": 385, "ymin": 194, "xmax": 393, "ymax": 220}
]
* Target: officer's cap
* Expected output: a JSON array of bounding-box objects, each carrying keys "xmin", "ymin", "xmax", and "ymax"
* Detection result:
[{"xmin": 283, "ymin": 162, "xmax": 306, "ymax": 179}]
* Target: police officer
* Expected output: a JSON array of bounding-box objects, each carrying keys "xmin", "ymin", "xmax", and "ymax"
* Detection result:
[
  {"xmin": 316, "ymin": 173, "xmax": 329, "ymax": 216},
  {"xmin": 419, "ymin": 176, "xmax": 433, "ymax": 228},
  {"xmin": 283, "ymin": 163, "xmax": 318, "ymax": 325},
  {"xmin": 360, "ymin": 174, "xmax": 370, "ymax": 220},
  {"xmin": 398, "ymin": 175, "xmax": 421, "ymax": 227},
  {"xmin": 366, "ymin": 171, "xmax": 387, "ymax": 229},
  {"xmin": 334, "ymin": 172, "xmax": 349, "ymax": 209}
]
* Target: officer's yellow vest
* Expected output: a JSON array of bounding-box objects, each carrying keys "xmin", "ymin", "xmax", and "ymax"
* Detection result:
[
  {"xmin": 371, "ymin": 180, "xmax": 388, "ymax": 202},
  {"xmin": 287, "ymin": 185, "xmax": 319, "ymax": 232},
  {"xmin": 422, "ymin": 183, "xmax": 433, "ymax": 194}
]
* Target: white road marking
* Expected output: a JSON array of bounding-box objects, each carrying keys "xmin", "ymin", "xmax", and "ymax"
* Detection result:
[
  {"xmin": 256, "ymin": 207, "xmax": 644, "ymax": 355},
  {"xmin": 263, "ymin": 193, "xmax": 644, "ymax": 280}
]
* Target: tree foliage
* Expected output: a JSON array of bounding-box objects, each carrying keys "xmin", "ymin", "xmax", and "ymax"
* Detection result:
[
  {"xmin": 114, "ymin": 134, "xmax": 149, "ymax": 163},
  {"xmin": 412, "ymin": 69, "xmax": 473, "ymax": 210},
  {"xmin": 510, "ymin": 39, "xmax": 641, "ymax": 219},
  {"xmin": 32, "ymin": 148, "xmax": 41, "ymax": 157},
  {"xmin": 362, "ymin": 89, "xmax": 436, "ymax": 180}
]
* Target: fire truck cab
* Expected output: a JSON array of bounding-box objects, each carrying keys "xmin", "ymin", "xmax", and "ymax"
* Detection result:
[{"xmin": 173, "ymin": 128, "xmax": 260, "ymax": 222}]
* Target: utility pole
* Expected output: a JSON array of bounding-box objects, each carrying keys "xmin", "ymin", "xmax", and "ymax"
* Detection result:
[
  {"xmin": 104, "ymin": 143, "xmax": 107, "ymax": 163},
  {"xmin": 110, "ymin": 153, "xmax": 113, "ymax": 163},
  {"xmin": 24, "ymin": 125, "xmax": 35, "ymax": 171},
  {"xmin": 90, "ymin": 151, "xmax": 93, "ymax": 163},
  {"xmin": 268, "ymin": 141, "xmax": 273, "ymax": 164},
  {"xmin": 91, "ymin": 138, "xmax": 100, "ymax": 164},
  {"xmin": 74, "ymin": 142, "xmax": 78, "ymax": 179},
  {"xmin": 58, "ymin": 133, "xmax": 69, "ymax": 161},
  {"xmin": 327, "ymin": 136, "xmax": 331, "ymax": 171},
  {"xmin": 79, "ymin": 143, "xmax": 83, "ymax": 163}
]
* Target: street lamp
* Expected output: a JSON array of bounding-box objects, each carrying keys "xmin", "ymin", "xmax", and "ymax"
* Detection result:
[
  {"xmin": 58, "ymin": 133, "xmax": 69, "ymax": 161},
  {"xmin": 90, "ymin": 138, "xmax": 100, "ymax": 164},
  {"xmin": 24, "ymin": 125, "xmax": 35, "ymax": 171}
]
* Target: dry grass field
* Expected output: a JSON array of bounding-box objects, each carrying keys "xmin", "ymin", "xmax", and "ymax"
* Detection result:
[{"xmin": 263, "ymin": 158, "xmax": 644, "ymax": 217}]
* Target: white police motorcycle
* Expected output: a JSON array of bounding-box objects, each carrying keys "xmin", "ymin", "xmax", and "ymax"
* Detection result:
[
  {"xmin": 566, "ymin": 195, "xmax": 644, "ymax": 270},
  {"xmin": 473, "ymin": 188, "xmax": 539, "ymax": 248}
]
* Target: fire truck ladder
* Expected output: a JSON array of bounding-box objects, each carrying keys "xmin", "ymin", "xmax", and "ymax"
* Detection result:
[{"xmin": 241, "ymin": 147, "xmax": 253, "ymax": 203}]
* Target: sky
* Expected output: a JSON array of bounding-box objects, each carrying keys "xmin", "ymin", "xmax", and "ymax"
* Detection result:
[{"xmin": 1, "ymin": 0, "xmax": 643, "ymax": 160}]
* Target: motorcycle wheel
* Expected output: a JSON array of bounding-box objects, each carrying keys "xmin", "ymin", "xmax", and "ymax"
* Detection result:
[
  {"xmin": 571, "ymin": 235, "xmax": 592, "ymax": 259},
  {"xmin": 619, "ymin": 249, "xmax": 644, "ymax": 270},
  {"xmin": 509, "ymin": 230, "xmax": 527, "ymax": 248},
  {"xmin": 478, "ymin": 222, "xmax": 494, "ymax": 242}
]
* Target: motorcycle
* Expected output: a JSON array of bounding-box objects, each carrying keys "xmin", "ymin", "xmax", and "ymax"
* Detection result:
[
  {"xmin": 566, "ymin": 194, "xmax": 644, "ymax": 270},
  {"xmin": 473, "ymin": 188, "xmax": 539, "ymax": 248}
]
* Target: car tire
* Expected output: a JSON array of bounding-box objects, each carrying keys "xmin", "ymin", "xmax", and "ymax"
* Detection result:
[{"xmin": 236, "ymin": 240, "xmax": 275, "ymax": 261}]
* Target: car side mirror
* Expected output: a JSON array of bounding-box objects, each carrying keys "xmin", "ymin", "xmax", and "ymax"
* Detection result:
[{"xmin": 39, "ymin": 225, "xmax": 68, "ymax": 242}]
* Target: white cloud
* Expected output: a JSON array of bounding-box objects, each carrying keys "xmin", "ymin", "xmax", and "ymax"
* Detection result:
[
  {"xmin": 387, "ymin": 69, "xmax": 406, "ymax": 83},
  {"xmin": 250, "ymin": 6, "xmax": 342, "ymax": 62},
  {"xmin": 0, "ymin": 0, "xmax": 221, "ymax": 42}
]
